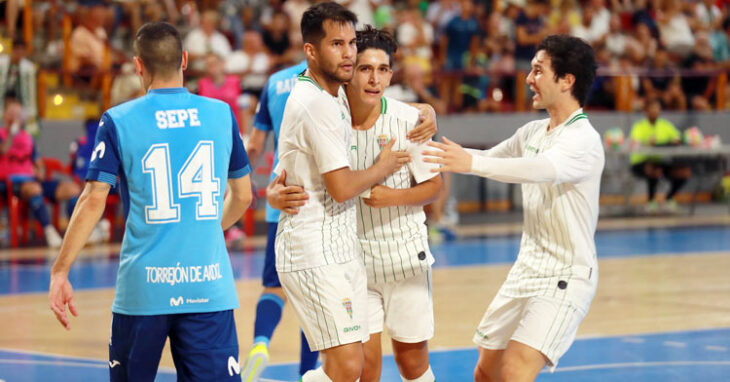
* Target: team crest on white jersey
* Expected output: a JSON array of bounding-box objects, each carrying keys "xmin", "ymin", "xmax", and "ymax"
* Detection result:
[{"xmin": 377, "ymin": 135, "xmax": 389, "ymax": 149}]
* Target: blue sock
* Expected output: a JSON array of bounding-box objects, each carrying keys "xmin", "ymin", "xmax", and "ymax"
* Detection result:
[
  {"xmin": 299, "ymin": 330, "xmax": 319, "ymax": 376},
  {"xmin": 29, "ymin": 195, "xmax": 51, "ymax": 227},
  {"xmin": 252, "ymin": 293, "xmax": 284, "ymax": 346},
  {"xmin": 66, "ymin": 196, "xmax": 79, "ymax": 219}
]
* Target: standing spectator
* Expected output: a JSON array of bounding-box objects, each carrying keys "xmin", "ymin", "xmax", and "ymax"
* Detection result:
[
  {"xmin": 338, "ymin": 0, "xmax": 375, "ymax": 29},
  {"xmin": 199, "ymin": 53, "xmax": 243, "ymax": 129},
  {"xmin": 681, "ymin": 32, "xmax": 716, "ymax": 111},
  {"xmin": 184, "ymin": 10, "xmax": 232, "ymax": 70},
  {"xmin": 396, "ymin": 6, "xmax": 435, "ymax": 72},
  {"xmin": 225, "ymin": 30, "xmax": 272, "ymax": 134},
  {"xmin": 0, "ymin": 39, "xmax": 39, "ymax": 134},
  {"xmin": 439, "ymin": 0, "xmax": 482, "ymax": 110},
  {"xmin": 514, "ymin": 0, "xmax": 547, "ymax": 72},
  {"xmin": 263, "ymin": 11, "xmax": 298, "ymax": 68}
]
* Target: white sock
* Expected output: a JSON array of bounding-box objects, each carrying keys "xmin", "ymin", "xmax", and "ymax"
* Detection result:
[
  {"xmin": 402, "ymin": 365, "xmax": 435, "ymax": 382},
  {"xmin": 301, "ymin": 366, "xmax": 333, "ymax": 382}
]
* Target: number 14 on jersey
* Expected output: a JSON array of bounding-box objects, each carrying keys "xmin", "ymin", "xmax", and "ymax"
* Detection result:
[{"xmin": 142, "ymin": 141, "xmax": 220, "ymax": 223}]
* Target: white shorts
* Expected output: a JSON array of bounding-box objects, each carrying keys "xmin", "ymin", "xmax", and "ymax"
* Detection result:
[
  {"xmin": 472, "ymin": 293, "xmax": 588, "ymax": 371},
  {"xmin": 368, "ymin": 269, "xmax": 433, "ymax": 343},
  {"xmin": 279, "ymin": 259, "xmax": 369, "ymax": 351}
]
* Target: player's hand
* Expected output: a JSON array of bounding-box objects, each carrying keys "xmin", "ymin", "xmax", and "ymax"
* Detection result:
[
  {"xmin": 408, "ymin": 103, "xmax": 437, "ymax": 143},
  {"xmin": 375, "ymin": 138, "xmax": 410, "ymax": 176},
  {"xmin": 363, "ymin": 184, "xmax": 395, "ymax": 208},
  {"xmin": 422, "ymin": 136, "xmax": 472, "ymax": 174},
  {"xmin": 267, "ymin": 169, "xmax": 309, "ymax": 215},
  {"xmin": 49, "ymin": 273, "xmax": 78, "ymax": 330}
]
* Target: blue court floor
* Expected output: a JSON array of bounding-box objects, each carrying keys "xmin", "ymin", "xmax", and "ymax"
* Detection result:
[
  {"xmin": 1, "ymin": 225, "xmax": 729, "ymax": 381},
  {"xmin": 0, "ymin": 328, "xmax": 727, "ymax": 381}
]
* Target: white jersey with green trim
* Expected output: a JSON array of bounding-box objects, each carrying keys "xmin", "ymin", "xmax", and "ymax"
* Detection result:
[
  {"xmin": 274, "ymin": 74, "xmax": 359, "ymax": 272},
  {"xmin": 350, "ymin": 97, "xmax": 439, "ymax": 284},
  {"xmin": 481, "ymin": 109, "xmax": 604, "ymax": 300}
]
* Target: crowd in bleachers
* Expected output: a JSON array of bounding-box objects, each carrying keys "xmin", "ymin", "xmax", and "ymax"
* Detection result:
[{"xmin": 3, "ymin": 0, "xmax": 730, "ymax": 117}]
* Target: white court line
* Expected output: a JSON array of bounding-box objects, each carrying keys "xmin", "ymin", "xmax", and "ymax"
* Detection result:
[
  {"xmin": 663, "ymin": 341, "xmax": 687, "ymax": 348},
  {"xmin": 621, "ymin": 337, "xmax": 645, "ymax": 343},
  {"xmin": 706, "ymin": 346, "xmax": 728, "ymax": 352},
  {"xmin": 0, "ymin": 348, "xmax": 176, "ymax": 373},
  {"xmin": 546, "ymin": 360, "xmax": 730, "ymax": 373},
  {"xmin": 0, "ymin": 358, "xmax": 177, "ymax": 374}
]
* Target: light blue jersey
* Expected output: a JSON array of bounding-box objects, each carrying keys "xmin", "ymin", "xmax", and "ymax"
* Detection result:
[
  {"xmin": 87, "ymin": 88, "xmax": 251, "ymax": 315},
  {"xmin": 253, "ymin": 61, "xmax": 307, "ymax": 223}
]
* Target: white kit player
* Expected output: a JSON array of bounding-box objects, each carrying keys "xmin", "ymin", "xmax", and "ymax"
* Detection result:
[
  {"xmin": 347, "ymin": 27, "xmax": 441, "ymax": 382},
  {"xmin": 270, "ymin": 3, "xmax": 409, "ymax": 381},
  {"xmin": 424, "ymin": 35, "xmax": 604, "ymax": 382}
]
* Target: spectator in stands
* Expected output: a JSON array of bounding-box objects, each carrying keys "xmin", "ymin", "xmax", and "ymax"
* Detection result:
[
  {"xmin": 225, "ymin": 31, "xmax": 271, "ymax": 135},
  {"xmin": 262, "ymin": 11, "xmax": 298, "ymax": 68},
  {"xmin": 681, "ymin": 32, "xmax": 717, "ymax": 111},
  {"xmin": 396, "ymin": 6, "xmax": 435, "ymax": 73},
  {"xmin": 426, "ymin": 0, "xmax": 461, "ymax": 38},
  {"xmin": 282, "ymin": 0, "xmax": 310, "ymax": 45},
  {"xmin": 68, "ymin": 5, "xmax": 115, "ymax": 77},
  {"xmin": 629, "ymin": 98, "xmax": 691, "ymax": 213},
  {"xmin": 1, "ymin": 98, "xmax": 106, "ymax": 247},
  {"xmin": 199, "ymin": 53, "xmax": 243, "ymax": 129},
  {"xmin": 184, "ymin": 10, "xmax": 232, "ymax": 70},
  {"xmin": 338, "ymin": 0, "xmax": 374, "ymax": 29},
  {"xmin": 657, "ymin": 0, "xmax": 695, "ymax": 58},
  {"xmin": 439, "ymin": 0, "xmax": 482, "ymax": 110},
  {"xmin": 547, "ymin": 0, "xmax": 580, "ymax": 34},
  {"xmin": 514, "ymin": 0, "xmax": 548, "ymax": 72},
  {"xmin": 571, "ymin": 4, "xmax": 609, "ymax": 45},
  {"xmin": 0, "ymin": 39, "xmax": 39, "ymax": 134},
  {"xmin": 110, "ymin": 62, "xmax": 145, "ymax": 107},
  {"xmin": 631, "ymin": 22, "xmax": 658, "ymax": 64},
  {"xmin": 641, "ymin": 49, "xmax": 686, "ymax": 110}
]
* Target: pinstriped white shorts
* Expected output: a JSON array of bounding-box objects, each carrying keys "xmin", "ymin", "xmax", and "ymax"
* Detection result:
[
  {"xmin": 367, "ymin": 269, "xmax": 434, "ymax": 343},
  {"xmin": 472, "ymin": 293, "xmax": 588, "ymax": 372},
  {"xmin": 279, "ymin": 259, "xmax": 370, "ymax": 351}
]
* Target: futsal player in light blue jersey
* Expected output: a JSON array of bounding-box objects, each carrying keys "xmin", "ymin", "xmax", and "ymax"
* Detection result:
[
  {"xmin": 48, "ymin": 22, "xmax": 253, "ymax": 381},
  {"xmin": 242, "ymin": 60, "xmax": 320, "ymax": 381}
]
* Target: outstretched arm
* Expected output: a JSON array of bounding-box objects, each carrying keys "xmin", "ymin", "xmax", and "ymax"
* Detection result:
[{"xmin": 423, "ymin": 137, "xmax": 559, "ymax": 184}]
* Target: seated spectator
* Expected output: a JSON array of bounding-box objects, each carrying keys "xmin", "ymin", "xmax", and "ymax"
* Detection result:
[
  {"xmin": 1, "ymin": 98, "xmax": 108, "ymax": 247},
  {"xmin": 681, "ymin": 32, "xmax": 717, "ymax": 111},
  {"xmin": 641, "ymin": 49, "xmax": 686, "ymax": 110},
  {"xmin": 657, "ymin": 0, "xmax": 695, "ymax": 58},
  {"xmin": 396, "ymin": 6, "xmax": 435, "ymax": 73},
  {"xmin": 68, "ymin": 5, "xmax": 124, "ymax": 79},
  {"xmin": 439, "ymin": 0, "xmax": 482, "ymax": 110},
  {"xmin": 110, "ymin": 62, "xmax": 145, "ymax": 107},
  {"xmin": 629, "ymin": 99, "xmax": 691, "ymax": 213},
  {"xmin": 184, "ymin": 10, "xmax": 232, "ymax": 70}
]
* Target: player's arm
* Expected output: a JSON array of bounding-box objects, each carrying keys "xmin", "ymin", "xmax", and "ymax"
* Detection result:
[
  {"xmin": 406, "ymin": 102, "xmax": 438, "ymax": 143},
  {"xmin": 245, "ymin": 128, "xmax": 267, "ymax": 168},
  {"xmin": 465, "ymin": 125, "xmax": 527, "ymax": 159},
  {"xmin": 49, "ymin": 180, "xmax": 110, "ymax": 330},
  {"xmin": 323, "ymin": 138, "xmax": 410, "ymax": 203},
  {"xmin": 222, "ymin": 109, "xmax": 253, "ymax": 230},
  {"xmin": 221, "ymin": 175, "xmax": 252, "ymax": 230},
  {"xmin": 363, "ymin": 175, "xmax": 441, "ymax": 208},
  {"xmin": 246, "ymin": 81, "xmax": 272, "ymax": 167},
  {"xmin": 266, "ymin": 169, "xmax": 309, "ymax": 215},
  {"xmin": 50, "ymin": 113, "xmax": 120, "ymax": 330}
]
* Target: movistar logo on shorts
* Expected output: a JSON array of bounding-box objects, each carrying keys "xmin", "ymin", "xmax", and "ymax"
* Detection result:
[
  {"xmin": 227, "ymin": 356, "xmax": 241, "ymax": 376},
  {"xmin": 343, "ymin": 325, "xmax": 361, "ymax": 333},
  {"xmin": 170, "ymin": 296, "xmax": 184, "ymax": 306}
]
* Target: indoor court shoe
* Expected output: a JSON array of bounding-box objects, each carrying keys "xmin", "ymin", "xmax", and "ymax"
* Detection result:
[
  {"xmin": 241, "ymin": 343, "xmax": 270, "ymax": 382},
  {"xmin": 44, "ymin": 226, "xmax": 63, "ymax": 249}
]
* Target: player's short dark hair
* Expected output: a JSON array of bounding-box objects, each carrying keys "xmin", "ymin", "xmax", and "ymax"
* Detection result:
[
  {"xmin": 536, "ymin": 35, "xmax": 596, "ymax": 107},
  {"xmin": 301, "ymin": 2, "xmax": 357, "ymax": 46},
  {"xmin": 133, "ymin": 22, "xmax": 183, "ymax": 78},
  {"xmin": 356, "ymin": 25, "xmax": 398, "ymax": 67}
]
